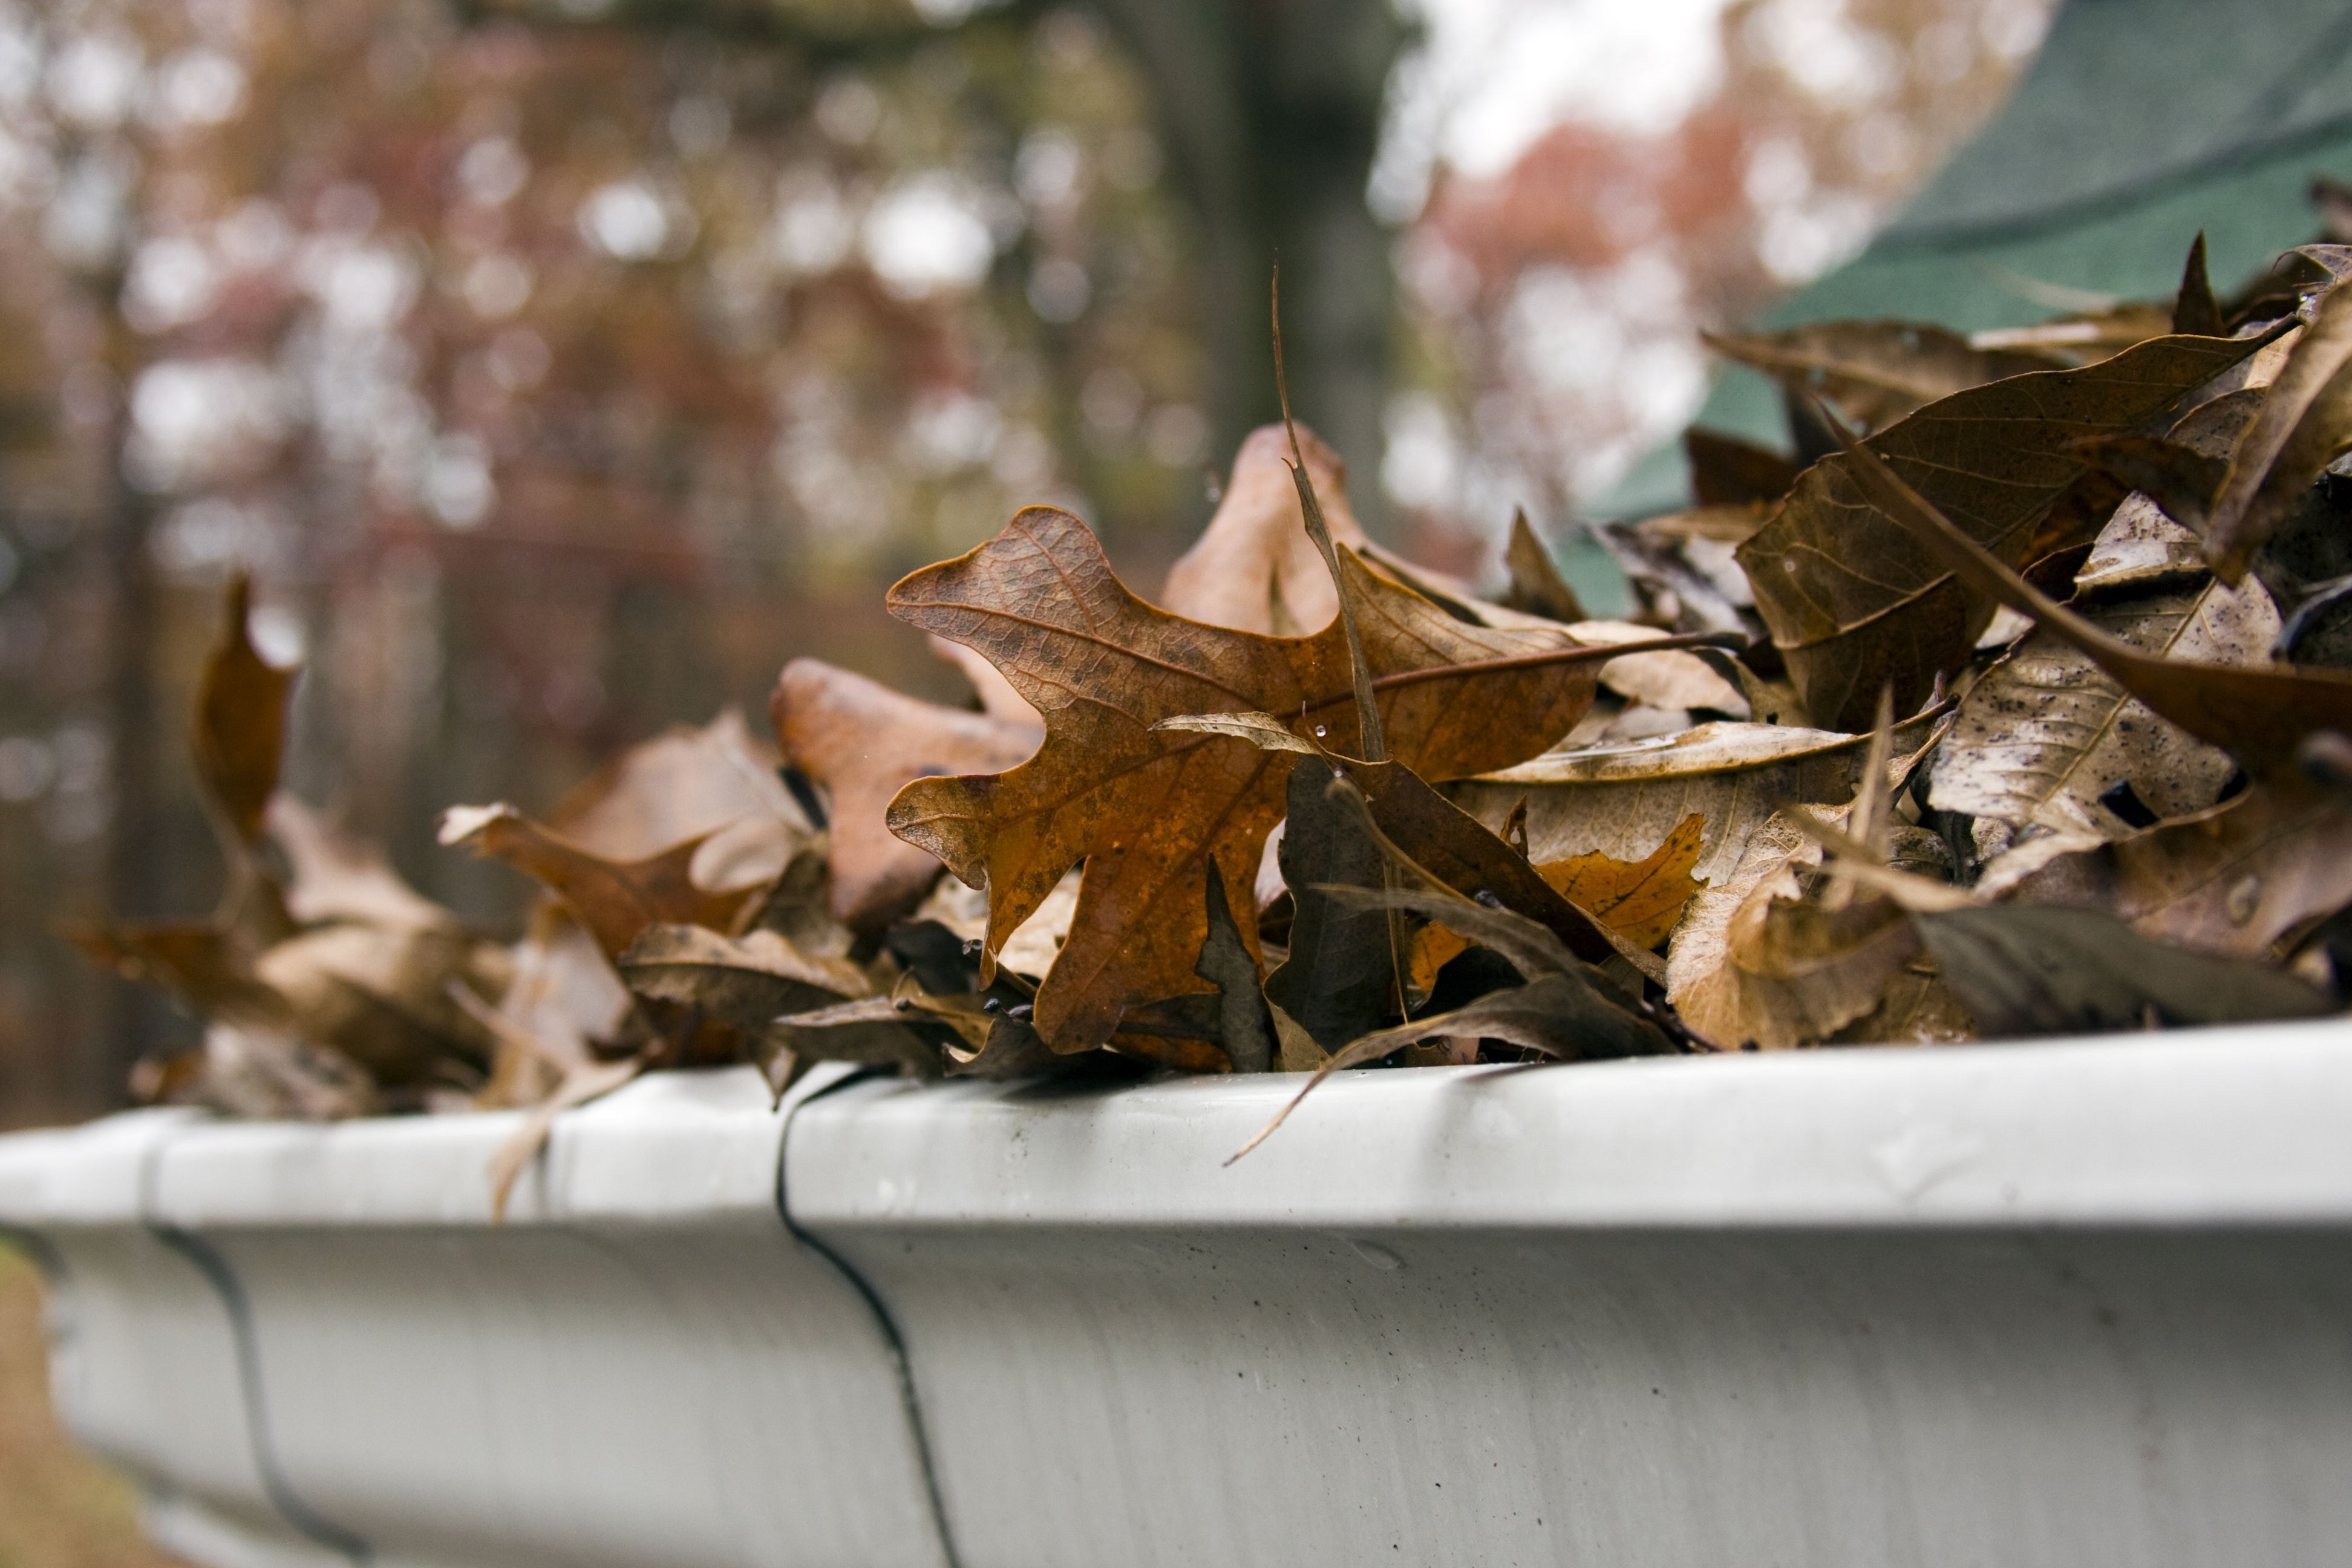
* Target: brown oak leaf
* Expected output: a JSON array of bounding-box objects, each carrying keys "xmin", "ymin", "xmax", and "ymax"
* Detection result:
[{"xmin": 884, "ymin": 506, "xmax": 1600, "ymax": 1051}]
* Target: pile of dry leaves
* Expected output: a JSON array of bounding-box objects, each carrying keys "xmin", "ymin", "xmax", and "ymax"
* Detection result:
[{"xmin": 71, "ymin": 233, "xmax": 2352, "ymax": 1182}]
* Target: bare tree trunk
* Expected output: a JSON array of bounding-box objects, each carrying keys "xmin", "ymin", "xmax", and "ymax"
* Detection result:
[
  {"xmin": 97, "ymin": 318, "xmax": 169, "ymax": 1099},
  {"xmin": 1091, "ymin": 0, "xmax": 1405, "ymax": 530}
]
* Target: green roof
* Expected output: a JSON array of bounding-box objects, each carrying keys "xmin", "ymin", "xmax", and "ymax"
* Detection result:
[{"xmin": 1599, "ymin": 0, "xmax": 2352, "ymax": 518}]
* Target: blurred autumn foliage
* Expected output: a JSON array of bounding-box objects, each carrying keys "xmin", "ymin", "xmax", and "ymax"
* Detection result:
[
  {"xmin": 0, "ymin": 0, "xmax": 1235, "ymax": 1121},
  {"xmin": 0, "ymin": 0, "xmax": 2042, "ymax": 1125}
]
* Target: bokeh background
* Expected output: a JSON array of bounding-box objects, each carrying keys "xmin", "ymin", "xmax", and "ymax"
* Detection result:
[{"xmin": 0, "ymin": 0, "xmax": 2051, "ymax": 1132}]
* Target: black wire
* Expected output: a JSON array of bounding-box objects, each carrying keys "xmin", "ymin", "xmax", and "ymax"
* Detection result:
[
  {"xmin": 128, "ymin": 1129, "xmax": 375, "ymax": 1564},
  {"xmin": 148, "ymin": 1223, "xmax": 376, "ymax": 1565},
  {"xmin": 774, "ymin": 1067, "xmax": 966, "ymax": 1568}
]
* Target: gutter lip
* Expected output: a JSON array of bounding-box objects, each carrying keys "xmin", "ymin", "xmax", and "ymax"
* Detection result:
[
  {"xmin": 784, "ymin": 1021, "xmax": 2352, "ymax": 1235},
  {"xmin": 5, "ymin": 1022, "xmax": 2352, "ymax": 1236}
]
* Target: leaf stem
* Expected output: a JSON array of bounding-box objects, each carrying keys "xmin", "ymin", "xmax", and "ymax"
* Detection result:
[
  {"xmin": 1358, "ymin": 630, "xmax": 1748, "ymax": 698},
  {"xmin": 1273, "ymin": 264, "xmax": 1387, "ymax": 764}
]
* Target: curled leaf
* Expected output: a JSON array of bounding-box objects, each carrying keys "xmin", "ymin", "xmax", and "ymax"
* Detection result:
[
  {"xmin": 1826, "ymin": 397, "xmax": 2352, "ymax": 782},
  {"xmin": 1160, "ymin": 420, "xmax": 1371, "ymax": 637},
  {"xmin": 1737, "ymin": 332, "xmax": 2273, "ymax": 728},
  {"xmin": 2206, "ymin": 280, "xmax": 2352, "ymax": 581},
  {"xmin": 2008, "ymin": 783, "xmax": 2352, "ymax": 961},
  {"xmin": 1665, "ymin": 809, "xmax": 1924, "ymax": 1050},
  {"xmin": 1229, "ymin": 968, "xmax": 1668, "ymax": 1163},
  {"xmin": 617, "ymin": 923, "xmax": 871, "ymax": 1030},
  {"xmin": 438, "ymin": 804, "xmax": 763, "ymax": 960},
  {"xmin": 548, "ymin": 710, "xmax": 807, "ymax": 860},
  {"xmin": 772, "ymin": 658, "xmax": 1040, "ymax": 930},
  {"xmin": 1705, "ymin": 321, "xmax": 2065, "ymax": 433},
  {"xmin": 193, "ymin": 574, "xmax": 298, "ymax": 851}
]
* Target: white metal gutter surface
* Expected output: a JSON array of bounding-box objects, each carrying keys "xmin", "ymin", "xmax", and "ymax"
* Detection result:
[{"xmin": 2, "ymin": 1024, "xmax": 2350, "ymax": 1567}]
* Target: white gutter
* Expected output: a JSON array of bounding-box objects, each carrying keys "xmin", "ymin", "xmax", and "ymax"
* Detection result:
[{"xmin": 5, "ymin": 1025, "xmax": 2352, "ymax": 1567}]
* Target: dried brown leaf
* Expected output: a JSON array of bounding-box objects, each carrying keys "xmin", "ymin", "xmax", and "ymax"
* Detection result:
[
  {"xmin": 1500, "ymin": 510, "xmax": 1586, "ymax": 623},
  {"xmin": 1826, "ymin": 960, "xmax": 1975, "ymax": 1045},
  {"xmin": 1160, "ymin": 420, "xmax": 1379, "ymax": 637},
  {"xmin": 1540, "ymin": 811, "xmax": 1706, "ymax": 948},
  {"xmin": 1406, "ymin": 814, "xmax": 1702, "ymax": 992},
  {"xmin": 1449, "ymin": 711, "xmax": 1945, "ymax": 888},
  {"xmin": 931, "ymin": 635, "xmax": 1041, "ymax": 727},
  {"xmin": 2207, "ymin": 281, "xmax": 2352, "ymax": 581},
  {"xmin": 439, "ymin": 803, "xmax": 763, "ymax": 960},
  {"xmin": 1929, "ymin": 561, "xmax": 2276, "ymax": 842},
  {"xmin": 618, "ymin": 923, "xmax": 871, "ymax": 1024},
  {"xmin": 1705, "ymin": 321, "xmax": 2067, "ymax": 433},
  {"xmin": 1968, "ymin": 295, "xmax": 2176, "ymax": 364},
  {"xmin": 913, "ymin": 866, "xmax": 1079, "ymax": 981},
  {"xmin": 492, "ymin": 904, "xmax": 634, "ymax": 1070},
  {"xmin": 1262, "ymin": 760, "xmax": 1397, "ymax": 1050},
  {"xmin": 547, "ymin": 710, "xmax": 806, "ymax": 860},
  {"xmin": 2069, "ymin": 491, "xmax": 2213, "ymax": 595},
  {"xmin": 192, "ymin": 574, "xmax": 298, "ymax": 851},
  {"xmin": 1198, "ymin": 862, "xmax": 1275, "ymax": 1073},
  {"xmin": 885, "ymin": 507, "xmax": 1601, "ymax": 1051},
  {"xmin": 771, "ymin": 658, "xmax": 1040, "ymax": 930},
  {"xmin": 252, "ymin": 923, "xmax": 505, "ymax": 1087},
  {"xmin": 191, "ymin": 1019, "xmax": 378, "ymax": 1121},
  {"xmin": 2172, "ymin": 232, "xmax": 2226, "ymax": 338},
  {"xmin": 267, "ymin": 797, "xmax": 462, "ymax": 933},
  {"xmin": 1916, "ymin": 905, "xmax": 2332, "ymax": 1036},
  {"xmin": 1569, "ymin": 620, "xmax": 1749, "ymax": 716},
  {"xmin": 60, "ymin": 918, "xmax": 289, "ymax": 1034},
  {"xmin": 1828, "ymin": 403, "xmax": 2352, "ymax": 782},
  {"xmin": 1737, "ymin": 332, "xmax": 2271, "ymax": 729},
  {"xmin": 2007, "ymin": 782, "xmax": 2352, "ymax": 960},
  {"xmin": 1684, "ymin": 428, "xmax": 1800, "ymax": 507},
  {"xmin": 1665, "ymin": 809, "xmax": 1926, "ymax": 1050}
]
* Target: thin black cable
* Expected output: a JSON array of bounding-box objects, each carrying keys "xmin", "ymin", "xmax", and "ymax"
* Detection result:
[
  {"xmin": 0, "ymin": 1221, "xmax": 64, "ymax": 1279},
  {"xmin": 136, "ymin": 1135, "xmax": 373, "ymax": 1566},
  {"xmin": 775, "ymin": 1068, "xmax": 965, "ymax": 1568},
  {"xmin": 147, "ymin": 1225, "xmax": 374, "ymax": 1566}
]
